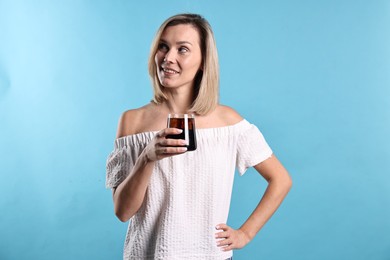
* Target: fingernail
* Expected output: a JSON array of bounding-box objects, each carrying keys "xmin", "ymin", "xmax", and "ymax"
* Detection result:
[
  {"xmin": 215, "ymin": 225, "xmax": 220, "ymax": 229},
  {"xmin": 179, "ymin": 147, "xmax": 187, "ymax": 152},
  {"xmin": 177, "ymin": 129, "xmax": 183, "ymax": 133}
]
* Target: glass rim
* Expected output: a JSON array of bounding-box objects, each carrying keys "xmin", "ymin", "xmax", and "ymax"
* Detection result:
[{"xmin": 167, "ymin": 113, "xmax": 195, "ymax": 118}]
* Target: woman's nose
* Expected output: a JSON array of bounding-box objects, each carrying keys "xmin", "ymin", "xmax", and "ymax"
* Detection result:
[{"xmin": 164, "ymin": 49, "xmax": 175, "ymax": 63}]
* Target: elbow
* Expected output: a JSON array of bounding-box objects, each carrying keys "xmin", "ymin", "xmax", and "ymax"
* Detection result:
[
  {"xmin": 286, "ymin": 175, "xmax": 293, "ymax": 192},
  {"xmin": 114, "ymin": 199, "xmax": 135, "ymax": 222},
  {"xmin": 112, "ymin": 189, "xmax": 136, "ymax": 222},
  {"xmin": 283, "ymin": 173, "xmax": 293, "ymax": 194},
  {"xmin": 115, "ymin": 208, "xmax": 132, "ymax": 223},
  {"xmin": 285, "ymin": 171, "xmax": 292, "ymax": 187},
  {"xmin": 282, "ymin": 169, "xmax": 293, "ymax": 189},
  {"xmin": 271, "ymin": 171, "xmax": 292, "ymax": 194},
  {"xmin": 117, "ymin": 216, "xmax": 130, "ymax": 223},
  {"xmin": 114, "ymin": 200, "xmax": 141, "ymax": 222}
]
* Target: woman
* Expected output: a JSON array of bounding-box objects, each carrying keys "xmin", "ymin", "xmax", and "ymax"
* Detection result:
[{"xmin": 106, "ymin": 13, "xmax": 292, "ymax": 260}]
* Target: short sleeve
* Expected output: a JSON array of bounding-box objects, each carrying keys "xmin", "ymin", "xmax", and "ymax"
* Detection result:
[
  {"xmin": 236, "ymin": 124, "xmax": 273, "ymax": 175},
  {"xmin": 105, "ymin": 144, "xmax": 135, "ymax": 189}
]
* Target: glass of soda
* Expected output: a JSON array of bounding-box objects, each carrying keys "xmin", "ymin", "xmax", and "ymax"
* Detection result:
[{"xmin": 166, "ymin": 113, "xmax": 197, "ymax": 151}]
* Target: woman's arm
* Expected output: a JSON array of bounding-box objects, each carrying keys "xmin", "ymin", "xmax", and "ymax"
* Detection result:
[
  {"xmin": 215, "ymin": 154, "xmax": 292, "ymax": 251},
  {"xmin": 112, "ymin": 112, "xmax": 187, "ymax": 222},
  {"xmin": 112, "ymin": 149, "xmax": 155, "ymax": 222}
]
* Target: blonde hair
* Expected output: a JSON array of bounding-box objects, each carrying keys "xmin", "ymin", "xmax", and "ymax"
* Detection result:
[{"xmin": 148, "ymin": 13, "xmax": 219, "ymax": 115}]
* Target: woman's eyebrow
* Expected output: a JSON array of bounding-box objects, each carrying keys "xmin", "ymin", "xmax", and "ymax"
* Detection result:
[
  {"xmin": 160, "ymin": 38, "xmax": 193, "ymax": 46},
  {"xmin": 176, "ymin": 41, "xmax": 193, "ymax": 45}
]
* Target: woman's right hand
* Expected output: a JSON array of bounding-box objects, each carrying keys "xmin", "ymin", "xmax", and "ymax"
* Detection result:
[{"xmin": 143, "ymin": 128, "xmax": 188, "ymax": 162}]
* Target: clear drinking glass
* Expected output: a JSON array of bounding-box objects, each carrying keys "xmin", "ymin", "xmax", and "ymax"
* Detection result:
[{"xmin": 166, "ymin": 113, "xmax": 197, "ymax": 151}]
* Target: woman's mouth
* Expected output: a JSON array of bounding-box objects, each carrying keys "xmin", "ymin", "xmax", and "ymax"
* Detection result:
[{"xmin": 162, "ymin": 67, "xmax": 179, "ymax": 75}]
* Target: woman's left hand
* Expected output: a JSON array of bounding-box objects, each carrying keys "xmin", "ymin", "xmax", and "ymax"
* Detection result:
[{"xmin": 215, "ymin": 224, "xmax": 251, "ymax": 251}]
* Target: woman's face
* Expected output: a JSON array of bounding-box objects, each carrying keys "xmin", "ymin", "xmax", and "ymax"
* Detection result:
[{"xmin": 155, "ymin": 24, "xmax": 202, "ymax": 91}]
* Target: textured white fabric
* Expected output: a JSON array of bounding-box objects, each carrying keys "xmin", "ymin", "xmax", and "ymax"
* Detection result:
[{"xmin": 106, "ymin": 119, "xmax": 272, "ymax": 260}]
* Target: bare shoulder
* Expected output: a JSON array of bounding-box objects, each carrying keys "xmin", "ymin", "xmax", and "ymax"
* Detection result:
[
  {"xmin": 116, "ymin": 105, "xmax": 149, "ymax": 138},
  {"xmin": 215, "ymin": 105, "xmax": 243, "ymax": 125},
  {"xmin": 116, "ymin": 103, "xmax": 168, "ymax": 138},
  {"xmin": 198, "ymin": 105, "xmax": 243, "ymax": 128}
]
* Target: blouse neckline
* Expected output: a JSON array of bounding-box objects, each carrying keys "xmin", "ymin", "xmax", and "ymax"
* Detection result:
[{"xmin": 115, "ymin": 119, "xmax": 248, "ymax": 141}]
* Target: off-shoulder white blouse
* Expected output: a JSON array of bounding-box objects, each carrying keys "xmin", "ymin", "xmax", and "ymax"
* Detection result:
[{"xmin": 106, "ymin": 119, "xmax": 272, "ymax": 260}]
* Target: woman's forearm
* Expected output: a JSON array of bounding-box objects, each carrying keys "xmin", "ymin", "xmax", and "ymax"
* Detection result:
[
  {"xmin": 214, "ymin": 169, "xmax": 292, "ymax": 252},
  {"xmin": 113, "ymin": 151, "xmax": 155, "ymax": 222},
  {"xmin": 239, "ymin": 174, "xmax": 292, "ymax": 240}
]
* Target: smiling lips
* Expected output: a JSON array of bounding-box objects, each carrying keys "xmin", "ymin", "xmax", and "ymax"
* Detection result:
[{"xmin": 162, "ymin": 67, "xmax": 179, "ymax": 75}]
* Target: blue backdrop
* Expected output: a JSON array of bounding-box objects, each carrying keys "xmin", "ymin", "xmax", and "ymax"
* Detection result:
[{"xmin": 1, "ymin": 1, "xmax": 389, "ymax": 259}]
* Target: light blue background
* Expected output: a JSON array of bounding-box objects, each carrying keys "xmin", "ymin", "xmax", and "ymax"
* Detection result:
[{"xmin": 1, "ymin": 1, "xmax": 389, "ymax": 259}]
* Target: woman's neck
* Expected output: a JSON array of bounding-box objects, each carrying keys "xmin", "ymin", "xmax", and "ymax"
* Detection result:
[{"xmin": 163, "ymin": 88, "xmax": 194, "ymax": 114}]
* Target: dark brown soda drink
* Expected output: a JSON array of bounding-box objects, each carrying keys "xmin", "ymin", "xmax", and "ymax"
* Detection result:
[{"xmin": 166, "ymin": 114, "xmax": 197, "ymax": 151}]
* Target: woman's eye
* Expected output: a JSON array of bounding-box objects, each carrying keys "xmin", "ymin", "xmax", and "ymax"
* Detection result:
[
  {"xmin": 158, "ymin": 43, "xmax": 169, "ymax": 52},
  {"xmin": 178, "ymin": 47, "xmax": 189, "ymax": 53}
]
